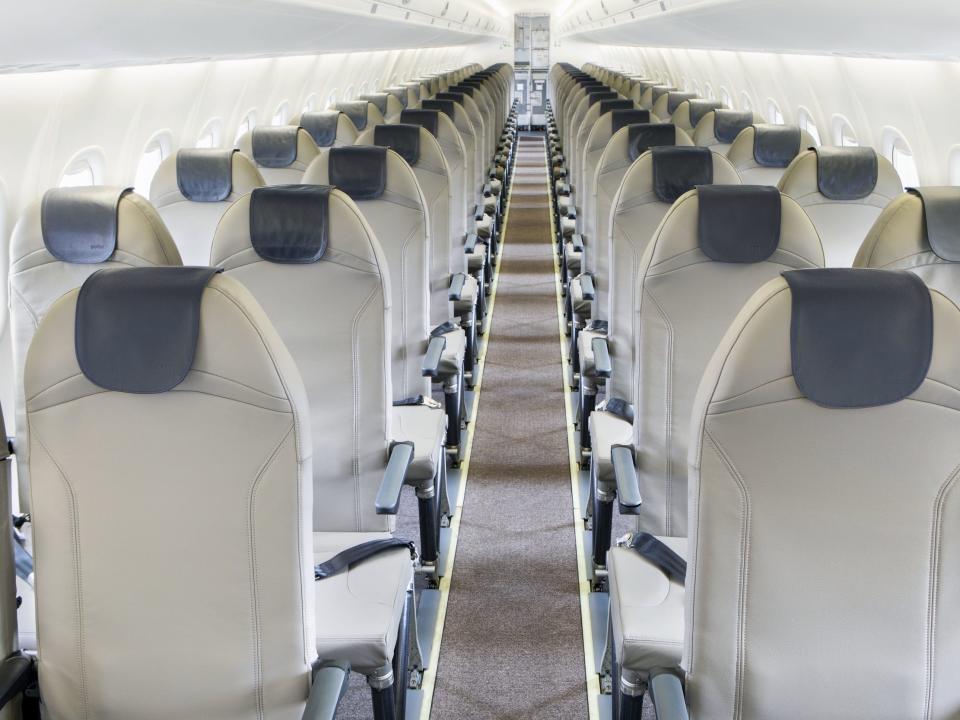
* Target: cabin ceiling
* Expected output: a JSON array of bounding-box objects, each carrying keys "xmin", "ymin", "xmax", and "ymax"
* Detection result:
[
  {"xmin": 558, "ymin": 0, "xmax": 960, "ymax": 61},
  {"xmin": 0, "ymin": 0, "xmax": 510, "ymax": 73}
]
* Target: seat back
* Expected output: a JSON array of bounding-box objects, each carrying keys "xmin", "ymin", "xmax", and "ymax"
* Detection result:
[
  {"xmin": 607, "ymin": 147, "xmax": 741, "ymax": 404},
  {"xmin": 779, "ymin": 147, "xmax": 902, "ymax": 266},
  {"xmin": 383, "ymin": 86, "xmax": 411, "ymax": 112},
  {"xmin": 685, "ymin": 268, "xmax": 960, "ymax": 718},
  {"xmin": 237, "ymin": 126, "xmax": 319, "ymax": 184},
  {"xmin": 304, "ymin": 147, "xmax": 431, "ymax": 402},
  {"xmin": 437, "ymin": 91, "xmax": 488, "ymax": 171},
  {"xmin": 26, "ymin": 267, "xmax": 313, "ymax": 719},
  {"xmin": 631, "ymin": 186, "xmax": 823, "ymax": 536},
  {"xmin": 591, "ymin": 124, "xmax": 694, "ymax": 317},
  {"xmin": 629, "ymin": 80, "xmax": 663, "ymax": 108},
  {"xmin": 422, "ymin": 98, "xmax": 479, "ymax": 205},
  {"xmin": 670, "ymin": 98, "xmax": 724, "ymax": 134},
  {"xmin": 151, "ymin": 148, "xmax": 265, "ymax": 265},
  {"xmin": 9, "ymin": 188, "xmax": 182, "ymax": 511},
  {"xmin": 568, "ymin": 89, "xmax": 619, "ymax": 181},
  {"xmin": 727, "ymin": 124, "xmax": 817, "ymax": 186},
  {"xmin": 357, "ymin": 123, "xmax": 454, "ymax": 327},
  {"xmin": 693, "ymin": 109, "xmax": 759, "ymax": 153},
  {"xmin": 335, "ymin": 100, "xmax": 386, "ymax": 133},
  {"xmin": 291, "ymin": 110, "xmax": 360, "ymax": 148},
  {"xmin": 573, "ymin": 96, "xmax": 632, "ymax": 192},
  {"xmin": 360, "ymin": 93, "xmax": 405, "ymax": 123},
  {"xmin": 211, "ymin": 185, "xmax": 393, "ymax": 533},
  {"xmin": 653, "ymin": 90, "xmax": 697, "ymax": 121}
]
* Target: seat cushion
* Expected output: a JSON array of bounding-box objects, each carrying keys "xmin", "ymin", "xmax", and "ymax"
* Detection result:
[
  {"xmin": 439, "ymin": 327, "xmax": 466, "ymax": 377},
  {"xmin": 17, "ymin": 576, "xmax": 36, "ymax": 651},
  {"xmin": 569, "ymin": 276, "xmax": 592, "ymax": 317},
  {"xmin": 392, "ymin": 403, "xmax": 446, "ymax": 480},
  {"xmin": 607, "ymin": 539, "xmax": 685, "ymax": 673},
  {"xmin": 475, "ymin": 214, "xmax": 493, "ymax": 239},
  {"xmin": 563, "ymin": 242, "xmax": 583, "ymax": 275},
  {"xmin": 560, "ymin": 216, "xmax": 577, "ymax": 239},
  {"xmin": 314, "ymin": 532, "xmax": 414, "ymax": 673},
  {"xmin": 454, "ymin": 274, "xmax": 479, "ymax": 316},
  {"xmin": 576, "ymin": 326, "xmax": 605, "ymax": 377},
  {"xmin": 467, "ymin": 243, "xmax": 487, "ymax": 271},
  {"xmin": 588, "ymin": 408, "xmax": 633, "ymax": 483}
]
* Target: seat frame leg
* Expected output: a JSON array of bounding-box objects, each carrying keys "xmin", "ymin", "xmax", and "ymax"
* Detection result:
[{"xmin": 591, "ymin": 456, "xmax": 614, "ymax": 587}]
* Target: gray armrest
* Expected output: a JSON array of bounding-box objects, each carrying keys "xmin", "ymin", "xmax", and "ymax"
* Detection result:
[
  {"xmin": 571, "ymin": 234, "xmax": 585, "ymax": 253},
  {"xmin": 464, "ymin": 233, "xmax": 480, "ymax": 253},
  {"xmin": 591, "ymin": 337, "xmax": 612, "ymax": 380},
  {"xmin": 302, "ymin": 660, "xmax": 351, "ymax": 720},
  {"xmin": 650, "ymin": 671, "xmax": 689, "ymax": 720},
  {"xmin": 375, "ymin": 441, "xmax": 414, "ymax": 515},
  {"xmin": 449, "ymin": 273, "xmax": 467, "ymax": 301},
  {"xmin": 0, "ymin": 654, "xmax": 34, "ymax": 710},
  {"xmin": 566, "ymin": 206, "xmax": 577, "ymax": 220},
  {"xmin": 557, "ymin": 182, "xmax": 571, "ymax": 196},
  {"xmin": 483, "ymin": 183, "xmax": 493, "ymax": 197},
  {"xmin": 421, "ymin": 335, "xmax": 447, "ymax": 379},
  {"xmin": 611, "ymin": 444, "xmax": 642, "ymax": 515},
  {"xmin": 580, "ymin": 273, "xmax": 595, "ymax": 301}
]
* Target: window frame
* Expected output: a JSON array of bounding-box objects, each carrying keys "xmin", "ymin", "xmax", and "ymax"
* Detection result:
[
  {"xmin": 766, "ymin": 98, "xmax": 785, "ymax": 125},
  {"xmin": 832, "ymin": 114, "xmax": 860, "ymax": 148},
  {"xmin": 196, "ymin": 118, "xmax": 223, "ymax": 148},
  {"xmin": 797, "ymin": 107, "xmax": 821, "ymax": 146},
  {"xmin": 234, "ymin": 109, "xmax": 258, "ymax": 144},
  {"xmin": 58, "ymin": 147, "xmax": 105, "ymax": 188},
  {"xmin": 881, "ymin": 127, "xmax": 920, "ymax": 188},
  {"xmin": 133, "ymin": 130, "xmax": 173, "ymax": 198}
]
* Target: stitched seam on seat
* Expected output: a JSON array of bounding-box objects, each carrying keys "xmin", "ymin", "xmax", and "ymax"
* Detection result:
[
  {"xmin": 863, "ymin": 199, "xmax": 914, "ymax": 267},
  {"xmin": 644, "ymin": 288, "xmax": 675, "ymax": 536},
  {"xmin": 925, "ymin": 462, "xmax": 960, "ymax": 719},
  {"xmin": 127, "ymin": 196, "xmax": 178, "ymax": 265},
  {"xmin": 352, "ymin": 287, "xmax": 381, "ymax": 530}
]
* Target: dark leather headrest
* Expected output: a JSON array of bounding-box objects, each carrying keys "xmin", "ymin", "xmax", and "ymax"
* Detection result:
[
  {"xmin": 752, "ymin": 125, "xmax": 802, "ymax": 168},
  {"xmin": 250, "ymin": 185, "xmax": 330, "ymax": 264},
  {"xmin": 329, "ymin": 146, "xmax": 388, "ymax": 200},
  {"xmin": 666, "ymin": 92, "xmax": 698, "ymax": 115},
  {"xmin": 782, "ymin": 269, "xmax": 932, "ymax": 408},
  {"xmin": 336, "ymin": 101, "xmax": 371, "ymax": 131},
  {"xmin": 698, "ymin": 185, "xmax": 781, "ymax": 263},
  {"xmin": 651, "ymin": 146, "xmax": 714, "ymax": 203},
  {"xmin": 908, "ymin": 187, "xmax": 960, "ymax": 262},
  {"xmin": 75, "ymin": 266, "xmax": 220, "ymax": 393},
  {"xmin": 299, "ymin": 111, "xmax": 341, "ymax": 147},
  {"xmin": 688, "ymin": 100, "xmax": 724, "ymax": 128},
  {"xmin": 176, "ymin": 149, "xmax": 236, "ymax": 202},
  {"xmin": 627, "ymin": 123, "xmax": 677, "ymax": 162},
  {"xmin": 385, "ymin": 87, "xmax": 408, "ymax": 109},
  {"xmin": 611, "ymin": 109, "xmax": 652, "ymax": 134},
  {"xmin": 422, "ymin": 99, "xmax": 456, "ymax": 119},
  {"xmin": 449, "ymin": 84, "xmax": 474, "ymax": 97},
  {"xmin": 588, "ymin": 92, "xmax": 618, "ymax": 107},
  {"xmin": 651, "ymin": 86, "xmax": 676, "ymax": 102},
  {"xmin": 600, "ymin": 99, "xmax": 634, "ymax": 116},
  {"xmin": 713, "ymin": 110, "xmax": 754, "ymax": 144},
  {"xmin": 251, "ymin": 126, "xmax": 300, "ymax": 168},
  {"xmin": 359, "ymin": 94, "xmax": 389, "ymax": 115},
  {"xmin": 400, "ymin": 109, "xmax": 440, "ymax": 137},
  {"xmin": 637, "ymin": 81, "xmax": 660, "ymax": 94},
  {"xmin": 374, "ymin": 124, "xmax": 421, "ymax": 166},
  {"xmin": 436, "ymin": 92, "xmax": 466, "ymax": 106},
  {"xmin": 41, "ymin": 186, "xmax": 129, "ymax": 263},
  {"xmin": 813, "ymin": 147, "xmax": 879, "ymax": 201}
]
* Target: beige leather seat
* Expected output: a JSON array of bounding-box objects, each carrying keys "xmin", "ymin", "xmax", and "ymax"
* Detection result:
[
  {"xmin": 727, "ymin": 124, "xmax": 816, "ymax": 186},
  {"xmin": 210, "ymin": 186, "xmax": 417, "ymax": 695},
  {"xmin": 292, "ymin": 110, "xmax": 360, "ymax": 148},
  {"xmin": 383, "ymin": 86, "xmax": 411, "ymax": 112},
  {"xmin": 651, "ymin": 89, "xmax": 691, "ymax": 120},
  {"xmin": 779, "ymin": 147, "xmax": 903, "ymax": 266},
  {"xmin": 669, "ymin": 98, "xmax": 723, "ymax": 135},
  {"xmin": 24, "ymin": 266, "xmax": 359, "ymax": 718},
  {"xmin": 572, "ymin": 97, "xmax": 634, "ymax": 197},
  {"xmin": 692, "ymin": 108, "xmax": 759, "ymax": 153},
  {"xmin": 361, "ymin": 93, "xmax": 405, "ymax": 123},
  {"xmin": 436, "ymin": 90, "xmax": 488, "ymax": 179},
  {"xmin": 150, "ymin": 148, "xmax": 265, "ymax": 265},
  {"xmin": 630, "ymin": 267, "xmax": 960, "ymax": 719},
  {"xmin": 335, "ymin": 100, "xmax": 386, "ymax": 133},
  {"xmin": 568, "ymin": 89, "xmax": 620, "ymax": 183},
  {"xmin": 237, "ymin": 125, "xmax": 319, "ymax": 184},
  {"xmin": 603, "ymin": 189, "xmax": 823, "ymax": 706}
]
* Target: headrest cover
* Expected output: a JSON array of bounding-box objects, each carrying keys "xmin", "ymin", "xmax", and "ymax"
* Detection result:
[
  {"xmin": 251, "ymin": 126, "xmax": 300, "ymax": 168},
  {"xmin": 336, "ymin": 101, "xmax": 370, "ymax": 131},
  {"xmin": 651, "ymin": 146, "xmax": 714, "ymax": 203},
  {"xmin": 329, "ymin": 146, "xmax": 388, "ymax": 201},
  {"xmin": 41, "ymin": 186, "xmax": 128, "ymax": 263},
  {"xmin": 374, "ymin": 124, "xmax": 421, "ymax": 166},
  {"xmin": 688, "ymin": 100, "xmax": 724, "ymax": 128},
  {"xmin": 651, "ymin": 86, "xmax": 676, "ymax": 102},
  {"xmin": 359, "ymin": 94, "xmax": 389, "ymax": 115},
  {"xmin": 637, "ymin": 81, "xmax": 660, "ymax": 94},
  {"xmin": 599, "ymin": 99, "xmax": 634, "ymax": 115},
  {"xmin": 449, "ymin": 85, "xmax": 474, "ymax": 97},
  {"xmin": 299, "ymin": 111, "xmax": 341, "ymax": 148},
  {"xmin": 176, "ymin": 149, "xmax": 236, "ymax": 202},
  {"xmin": 697, "ymin": 185, "xmax": 781, "ymax": 263},
  {"xmin": 753, "ymin": 124, "xmax": 802, "ymax": 168},
  {"xmin": 250, "ymin": 185, "xmax": 330, "ymax": 263},
  {"xmin": 909, "ymin": 187, "xmax": 960, "ymax": 262},
  {"xmin": 400, "ymin": 109, "xmax": 439, "ymax": 137},
  {"xmin": 385, "ymin": 87, "xmax": 408, "ymax": 109},
  {"xmin": 422, "ymin": 99, "xmax": 456, "ymax": 119},
  {"xmin": 436, "ymin": 92, "xmax": 466, "ymax": 106},
  {"xmin": 611, "ymin": 109, "xmax": 652, "ymax": 134},
  {"xmin": 782, "ymin": 269, "xmax": 932, "ymax": 408},
  {"xmin": 814, "ymin": 147, "xmax": 879, "ymax": 201},
  {"xmin": 713, "ymin": 110, "xmax": 754, "ymax": 144},
  {"xmin": 667, "ymin": 92, "xmax": 698, "ymax": 115},
  {"xmin": 75, "ymin": 266, "xmax": 220, "ymax": 393},
  {"xmin": 627, "ymin": 123, "xmax": 677, "ymax": 162},
  {"xmin": 588, "ymin": 92, "xmax": 618, "ymax": 107}
]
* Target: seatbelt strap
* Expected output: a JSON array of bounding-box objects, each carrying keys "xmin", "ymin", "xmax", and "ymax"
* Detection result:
[
  {"xmin": 314, "ymin": 538, "xmax": 417, "ymax": 581},
  {"xmin": 620, "ymin": 532, "xmax": 686, "ymax": 585},
  {"xmin": 603, "ymin": 398, "xmax": 635, "ymax": 425}
]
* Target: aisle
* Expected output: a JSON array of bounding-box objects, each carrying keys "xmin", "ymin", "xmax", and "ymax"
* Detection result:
[{"xmin": 429, "ymin": 133, "xmax": 587, "ymax": 718}]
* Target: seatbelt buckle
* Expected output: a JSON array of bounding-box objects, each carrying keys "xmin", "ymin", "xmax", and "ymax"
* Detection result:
[{"xmin": 615, "ymin": 532, "xmax": 636, "ymax": 549}]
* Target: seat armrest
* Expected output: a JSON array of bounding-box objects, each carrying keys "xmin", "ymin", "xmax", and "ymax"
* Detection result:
[
  {"xmin": 650, "ymin": 671, "xmax": 688, "ymax": 720},
  {"xmin": 483, "ymin": 183, "xmax": 493, "ymax": 197},
  {"xmin": 566, "ymin": 206, "xmax": 577, "ymax": 221},
  {"xmin": 591, "ymin": 336, "xmax": 612, "ymax": 379},
  {"xmin": 0, "ymin": 653, "xmax": 34, "ymax": 710},
  {"xmin": 422, "ymin": 335, "xmax": 447, "ymax": 379},
  {"xmin": 464, "ymin": 234, "xmax": 480, "ymax": 253},
  {"xmin": 571, "ymin": 234, "xmax": 585, "ymax": 254},
  {"xmin": 611, "ymin": 444, "xmax": 642, "ymax": 515},
  {"xmin": 303, "ymin": 660, "xmax": 351, "ymax": 720},
  {"xmin": 375, "ymin": 441, "xmax": 414, "ymax": 515},
  {"xmin": 449, "ymin": 273, "xmax": 467, "ymax": 301},
  {"xmin": 557, "ymin": 182, "xmax": 571, "ymax": 196}
]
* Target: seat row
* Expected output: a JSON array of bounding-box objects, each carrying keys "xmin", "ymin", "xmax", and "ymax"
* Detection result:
[
  {"xmin": 548, "ymin": 63, "xmax": 960, "ymax": 719},
  {"xmin": 1, "ymin": 64, "xmax": 518, "ymax": 720}
]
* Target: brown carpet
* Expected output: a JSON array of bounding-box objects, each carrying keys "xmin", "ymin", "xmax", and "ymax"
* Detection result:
[{"xmin": 429, "ymin": 134, "xmax": 588, "ymax": 719}]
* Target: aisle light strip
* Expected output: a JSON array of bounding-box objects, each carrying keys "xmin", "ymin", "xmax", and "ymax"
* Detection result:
[
  {"xmin": 417, "ymin": 146, "xmax": 514, "ymax": 720},
  {"xmin": 547, "ymin": 135, "xmax": 603, "ymax": 720}
]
